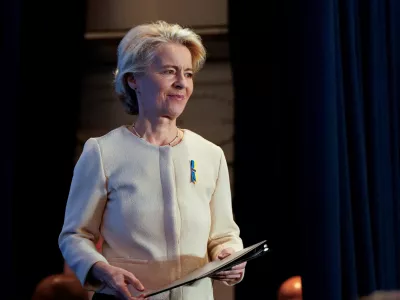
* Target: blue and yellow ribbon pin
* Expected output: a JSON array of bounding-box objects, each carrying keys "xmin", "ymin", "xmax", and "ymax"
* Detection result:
[{"xmin": 190, "ymin": 160, "xmax": 197, "ymax": 184}]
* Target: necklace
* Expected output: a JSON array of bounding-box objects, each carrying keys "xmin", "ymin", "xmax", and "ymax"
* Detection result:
[{"xmin": 131, "ymin": 125, "xmax": 180, "ymax": 146}]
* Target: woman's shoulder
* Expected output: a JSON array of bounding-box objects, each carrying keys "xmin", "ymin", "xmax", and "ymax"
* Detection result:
[
  {"xmin": 82, "ymin": 126, "xmax": 129, "ymax": 152},
  {"xmin": 88, "ymin": 126, "xmax": 127, "ymax": 142},
  {"xmin": 183, "ymin": 129, "xmax": 224, "ymax": 155},
  {"xmin": 78, "ymin": 126, "xmax": 133, "ymax": 167}
]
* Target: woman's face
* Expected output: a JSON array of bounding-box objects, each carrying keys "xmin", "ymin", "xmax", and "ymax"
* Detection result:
[{"xmin": 128, "ymin": 43, "xmax": 194, "ymax": 120}]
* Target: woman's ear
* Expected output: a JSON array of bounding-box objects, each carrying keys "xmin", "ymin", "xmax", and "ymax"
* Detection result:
[{"xmin": 126, "ymin": 74, "xmax": 137, "ymax": 90}]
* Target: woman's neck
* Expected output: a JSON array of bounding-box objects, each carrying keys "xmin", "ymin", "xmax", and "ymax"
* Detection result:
[{"xmin": 132, "ymin": 117, "xmax": 180, "ymax": 146}]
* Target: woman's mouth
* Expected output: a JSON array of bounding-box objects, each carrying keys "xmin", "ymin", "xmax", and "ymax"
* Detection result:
[{"xmin": 167, "ymin": 94, "xmax": 185, "ymax": 100}]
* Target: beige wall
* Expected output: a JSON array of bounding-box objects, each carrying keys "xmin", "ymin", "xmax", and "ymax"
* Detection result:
[{"xmin": 86, "ymin": 0, "xmax": 227, "ymax": 32}]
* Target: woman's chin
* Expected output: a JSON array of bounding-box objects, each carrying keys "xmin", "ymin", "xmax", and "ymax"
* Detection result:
[{"xmin": 161, "ymin": 107, "xmax": 185, "ymax": 120}]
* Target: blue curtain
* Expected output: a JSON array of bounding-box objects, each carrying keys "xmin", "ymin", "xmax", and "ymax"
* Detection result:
[
  {"xmin": 300, "ymin": 0, "xmax": 400, "ymax": 298},
  {"xmin": 229, "ymin": 0, "xmax": 400, "ymax": 299}
]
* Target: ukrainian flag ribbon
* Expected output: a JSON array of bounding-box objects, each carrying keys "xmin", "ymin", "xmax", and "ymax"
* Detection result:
[{"xmin": 190, "ymin": 160, "xmax": 197, "ymax": 184}]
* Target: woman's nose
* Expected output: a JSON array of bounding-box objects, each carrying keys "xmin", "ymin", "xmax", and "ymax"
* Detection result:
[
  {"xmin": 173, "ymin": 73, "xmax": 187, "ymax": 89},
  {"xmin": 173, "ymin": 81, "xmax": 184, "ymax": 89}
]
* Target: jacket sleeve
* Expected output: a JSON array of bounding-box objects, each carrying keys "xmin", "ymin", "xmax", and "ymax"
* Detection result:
[
  {"xmin": 58, "ymin": 138, "xmax": 109, "ymax": 290},
  {"xmin": 208, "ymin": 147, "xmax": 244, "ymax": 284}
]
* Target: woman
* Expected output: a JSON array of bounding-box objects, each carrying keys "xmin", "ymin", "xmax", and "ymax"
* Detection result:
[{"xmin": 58, "ymin": 20, "xmax": 245, "ymax": 300}]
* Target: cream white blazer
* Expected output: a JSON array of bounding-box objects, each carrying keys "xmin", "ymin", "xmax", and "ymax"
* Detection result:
[{"xmin": 59, "ymin": 126, "xmax": 243, "ymax": 299}]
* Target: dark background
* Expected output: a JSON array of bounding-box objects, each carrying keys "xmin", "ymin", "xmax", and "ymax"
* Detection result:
[{"xmin": 2, "ymin": 0, "xmax": 400, "ymax": 299}]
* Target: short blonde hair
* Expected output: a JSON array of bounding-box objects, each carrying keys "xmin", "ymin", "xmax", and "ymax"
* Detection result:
[{"xmin": 114, "ymin": 20, "xmax": 207, "ymax": 115}]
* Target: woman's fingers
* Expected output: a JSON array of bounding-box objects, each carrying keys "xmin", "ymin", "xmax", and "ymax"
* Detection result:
[
  {"xmin": 232, "ymin": 262, "xmax": 247, "ymax": 270},
  {"xmin": 123, "ymin": 271, "xmax": 145, "ymax": 292},
  {"xmin": 216, "ymin": 269, "xmax": 243, "ymax": 276},
  {"xmin": 211, "ymin": 274, "xmax": 242, "ymax": 280},
  {"xmin": 217, "ymin": 247, "xmax": 235, "ymax": 260},
  {"xmin": 116, "ymin": 283, "xmax": 135, "ymax": 300},
  {"xmin": 90, "ymin": 263, "xmax": 147, "ymax": 299},
  {"xmin": 211, "ymin": 269, "xmax": 244, "ymax": 281}
]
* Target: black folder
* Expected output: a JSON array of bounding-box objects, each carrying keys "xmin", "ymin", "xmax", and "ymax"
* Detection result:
[{"xmin": 143, "ymin": 240, "xmax": 269, "ymax": 297}]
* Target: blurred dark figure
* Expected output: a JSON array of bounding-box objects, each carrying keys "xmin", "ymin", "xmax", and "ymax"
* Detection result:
[{"xmin": 32, "ymin": 274, "xmax": 88, "ymax": 300}]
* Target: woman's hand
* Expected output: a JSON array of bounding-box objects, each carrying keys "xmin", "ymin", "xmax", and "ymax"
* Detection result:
[
  {"xmin": 90, "ymin": 261, "xmax": 147, "ymax": 300},
  {"xmin": 210, "ymin": 247, "xmax": 246, "ymax": 285}
]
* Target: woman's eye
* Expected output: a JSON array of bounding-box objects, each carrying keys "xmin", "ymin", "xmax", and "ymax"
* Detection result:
[
  {"xmin": 185, "ymin": 73, "xmax": 193, "ymax": 78},
  {"xmin": 164, "ymin": 69, "xmax": 175, "ymax": 74}
]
